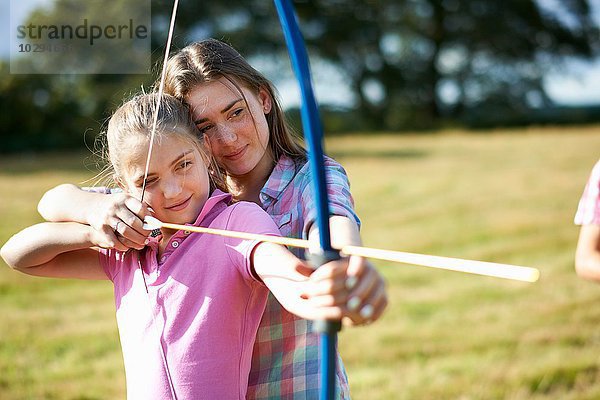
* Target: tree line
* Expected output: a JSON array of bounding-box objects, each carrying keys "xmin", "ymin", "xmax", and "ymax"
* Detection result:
[{"xmin": 1, "ymin": 0, "xmax": 598, "ymax": 153}]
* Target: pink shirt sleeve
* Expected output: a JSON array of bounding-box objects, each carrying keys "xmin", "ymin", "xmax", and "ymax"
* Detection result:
[
  {"xmin": 223, "ymin": 202, "xmax": 282, "ymax": 281},
  {"xmin": 575, "ymin": 160, "xmax": 600, "ymax": 226},
  {"xmin": 97, "ymin": 247, "xmax": 127, "ymax": 281}
]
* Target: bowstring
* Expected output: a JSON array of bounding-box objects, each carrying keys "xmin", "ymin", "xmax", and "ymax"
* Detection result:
[
  {"xmin": 140, "ymin": 0, "xmax": 180, "ymax": 203},
  {"xmin": 137, "ymin": 1, "xmax": 180, "ymax": 399}
]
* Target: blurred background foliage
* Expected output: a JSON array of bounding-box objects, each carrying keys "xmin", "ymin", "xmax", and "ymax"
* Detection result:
[{"xmin": 1, "ymin": 0, "xmax": 599, "ymax": 153}]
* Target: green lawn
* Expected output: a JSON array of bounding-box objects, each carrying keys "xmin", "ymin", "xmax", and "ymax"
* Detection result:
[{"xmin": 1, "ymin": 126, "xmax": 600, "ymax": 399}]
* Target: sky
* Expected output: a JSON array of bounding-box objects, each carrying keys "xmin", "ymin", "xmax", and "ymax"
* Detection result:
[
  {"xmin": 545, "ymin": 58, "xmax": 600, "ymax": 106},
  {"xmin": 2, "ymin": 0, "xmax": 600, "ymax": 109}
]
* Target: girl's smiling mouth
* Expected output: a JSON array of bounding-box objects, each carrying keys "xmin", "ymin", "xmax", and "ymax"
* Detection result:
[
  {"xmin": 165, "ymin": 195, "xmax": 192, "ymax": 211},
  {"xmin": 224, "ymin": 145, "xmax": 248, "ymax": 161}
]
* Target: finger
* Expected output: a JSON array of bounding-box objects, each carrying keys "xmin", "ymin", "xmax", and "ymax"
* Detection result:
[
  {"xmin": 117, "ymin": 234, "xmax": 146, "ymax": 251},
  {"xmin": 361, "ymin": 280, "xmax": 388, "ymax": 323},
  {"xmin": 345, "ymin": 255, "xmax": 374, "ymax": 291},
  {"xmin": 118, "ymin": 224, "xmax": 149, "ymax": 249},
  {"xmin": 307, "ymin": 291, "xmax": 348, "ymax": 307},
  {"xmin": 124, "ymin": 196, "xmax": 147, "ymax": 216},
  {"xmin": 349, "ymin": 259, "xmax": 388, "ymax": 323},
  {"xmin": 303, "ymin": 276, "xmax": 348, "ymax": 298},
  {"xmin": 124, "ymin": 197, "xmax": 152, "ymax": 232},
  {"xmin": 348, "ymin": 278, "xmax": 388, "ymax": 325},
  {"xmin": 309, "ymin": 259, "xmax": 348, "ymax": 282},
  {"xmin": 346, "ymin": 255, "xmax": 368, "ymax": 279},
  {"xmin": 113, "ymin": 215, "xmax": 148, "ymax": 247},
  {"xmin": 348, "ymin": 262, "xmax": 378, "ymax": 300},
  {"xmin": 114, "ymin": 236, "xmax": 135, "ymax": 252},
  {"xmin": 341, "ymin": 277, "xmax": 378, "ymax": 325},
  {"xmin": 115, "ymin": 207, "xmax": 149, "ymax": 234},
  {"xmin": 340, "ymin": 304, "xmax": 368, "ymax": 326},
  {"xmin": 109, "ymin": 220, "xmax": 145, "ymax": 250},
  {"xmin": 101, "ymin": 229, "xmax": 129, "ymax": 252}
]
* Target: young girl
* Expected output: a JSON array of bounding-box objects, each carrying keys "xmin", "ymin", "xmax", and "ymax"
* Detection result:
[
  {"xmin": 1, "ymin": 93, "xmax": 353, "ymax": 399},
  {"xmin": 38, "ymin": 39, "xmax": 388, "ymax": 399}
]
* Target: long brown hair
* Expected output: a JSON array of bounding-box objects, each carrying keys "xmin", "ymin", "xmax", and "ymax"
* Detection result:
[{"xmin": 164, "ymin": 39, "xmax": 306, "ymax": 166}]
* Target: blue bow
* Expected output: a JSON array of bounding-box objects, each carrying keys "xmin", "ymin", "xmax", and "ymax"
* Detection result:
[{"xmin": 274, "ymin": 2, "xmax": 341, "ymax": 399}]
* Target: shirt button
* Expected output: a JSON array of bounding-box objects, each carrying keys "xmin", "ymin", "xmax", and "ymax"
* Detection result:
[
  {"xmin": 184, "ymin": 230, "xmax": 191, "ymax": 235},
  {"xmin": 172, "ymin": 241, "xmax": 179, "ymax": 248},
  {"xmin": 160, "ymin": 256, "xmax": 167, "ymax": 263}
]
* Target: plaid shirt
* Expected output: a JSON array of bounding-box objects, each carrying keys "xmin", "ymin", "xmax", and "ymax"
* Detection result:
[
  {"xmin": 246, "ymin": 155, "xmax": 359, "ymax": 399},
  {"xmin": 575, "ymin": 160, "xmax": 600, "ymax": 225}
]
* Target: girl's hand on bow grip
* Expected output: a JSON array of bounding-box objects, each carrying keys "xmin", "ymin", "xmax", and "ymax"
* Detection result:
[{"xmin": 304, "ymin": 256, "xmax": 387, "ymax": 326}]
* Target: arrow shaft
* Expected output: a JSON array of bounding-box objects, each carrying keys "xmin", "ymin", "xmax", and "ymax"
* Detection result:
[
  {"xmin": 159, "ymin": 222, "xmax": 310, "ymax": 249},
  {"xmin": 155, "ymin": 221, "xmax": 539, "ymax": 282}
]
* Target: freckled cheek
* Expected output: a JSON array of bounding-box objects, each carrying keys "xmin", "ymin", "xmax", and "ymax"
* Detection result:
[
  {"xmin": 237, "ymin": 117, "xmax": 265, "ymax": 145},
  {"xmin": 204, "ymin": 139, "xmax": 225, "ymax": 160},
  {"xmin": 192, "ymin": 166, "xmax": 210, "ymax": 188},
  {"xmin": 202, "ymin": 136, "xmax": 214, "ymax": 156}
]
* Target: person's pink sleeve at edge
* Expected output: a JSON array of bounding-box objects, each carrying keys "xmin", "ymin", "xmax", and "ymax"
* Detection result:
[{"xmin": 575, "ymin": 160, "xmax": 600, "ymax": 226}]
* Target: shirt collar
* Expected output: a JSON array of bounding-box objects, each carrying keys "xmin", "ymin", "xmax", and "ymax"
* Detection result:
[
  {"xmin": 259, "ymin": 155, "xmax": 297, "ymax": 206},
  {"xmin": 193, "ymin": 189, "xmax": 231, "ymax": 227}
]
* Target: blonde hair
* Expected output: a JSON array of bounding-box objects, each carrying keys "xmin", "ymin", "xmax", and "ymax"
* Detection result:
[
  {"xmin": 164, "ymin": 39, "xmax": 306, "ymax": 165},
  {"xmin": 104, "ymin": 93, "xmax": 223, "ymax": 190}
]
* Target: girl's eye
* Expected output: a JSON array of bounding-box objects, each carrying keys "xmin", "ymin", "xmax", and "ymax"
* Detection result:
[
  {"xmin": 137, "ymin": 177, "xmax": 156, "ymax": 188},
  {"xmin": 230, "ymin": 108, "xmax": 244, "ymax": 118},
  {"xmin": 197, "ymin": 124, "xmax": 213, "ymax": 134},
  {"xmin": 179, "ymin": 160, "xmax": 192, "ymax": 169}
]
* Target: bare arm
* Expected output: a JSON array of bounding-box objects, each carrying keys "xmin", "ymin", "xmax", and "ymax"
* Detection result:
[
  {"xmin": 575, "ymin": 224, "xmax": 600, "ymax": 282},
  {"xmin": 38, "ymin": 183, "xmax": 150, "ymax": 251},
  {"xmin": 252, "ymin": 242, "xmax": 351, "ymax": 321},
  {"xmin": 38, "ymin": 184, "xmax": 104, "ymax": 224},
  {"xmin": 314, "ymin": 215, "xmax": 363, "ymax": 249},
  {"xmin": 1, "ymin": 222, "xmax": 105, "ymax": 280}
]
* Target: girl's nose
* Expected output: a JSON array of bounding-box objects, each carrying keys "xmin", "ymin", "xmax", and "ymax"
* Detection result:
[
  {"xmin": 162, "ymin": 178, "xmax": 183, "ymax": 198},
  {"xmin": 214, "ymin": 124, "xmax": 238, "ymax": 144}
]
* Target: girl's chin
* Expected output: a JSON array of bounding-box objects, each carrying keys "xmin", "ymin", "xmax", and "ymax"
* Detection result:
[
  {"xmin": 162, "ymin": 205, "xmax": 205, "ymax": 226},
  {"xmin": 163, "ymin": 215, "xmax": 196, "ymax": 227},
  {"xmin": 223, "ymin": 160, "xmax": 259, "ymax": 177}
]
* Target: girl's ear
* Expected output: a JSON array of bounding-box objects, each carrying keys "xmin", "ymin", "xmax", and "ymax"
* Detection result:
[{"xmin": 258, "ymin": 87, "xmax": 272, "ymax": 114}]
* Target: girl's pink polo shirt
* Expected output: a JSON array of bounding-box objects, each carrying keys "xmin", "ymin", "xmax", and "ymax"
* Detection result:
[{"xmin": 99, "ymin": 190, "xmax": 280, "ymax": 399}]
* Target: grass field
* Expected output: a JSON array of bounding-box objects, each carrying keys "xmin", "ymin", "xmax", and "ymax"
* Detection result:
[{"xmin": 1, "ymin": 126, "xmax": 600, "ymax": 399}]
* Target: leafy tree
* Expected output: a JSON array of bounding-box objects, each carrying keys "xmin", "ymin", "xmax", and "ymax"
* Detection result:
[
  {"xmin": 170, "ymin": 0, "xmax": 599, "ymax": 129},
  {"xmin": 1, "ymin": 0, "xmax": 157, "ymax": 153},
  {"xmin": 2, "ymin": 0, "xmax": 599, "ymax": 154}
]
